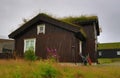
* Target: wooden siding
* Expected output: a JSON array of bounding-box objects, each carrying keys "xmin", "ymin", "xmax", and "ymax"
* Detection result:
[
  {"xmin": 15, "ymin": 21, "xmax": 81, "ymax": 62},
  {"xmin": 0, "ymin": 53, "xmax": 13, "ymax": 59},
  {"xmin": 97, "ymin": 43, "xmax": 120, "ymax": 58},
  {"xmin": 81, "ymin": 25, "xmax": 97, "ymax": 62},
  {"xmin": 98, "ymin": 49, "xmax": 120, "ymax": 58}
]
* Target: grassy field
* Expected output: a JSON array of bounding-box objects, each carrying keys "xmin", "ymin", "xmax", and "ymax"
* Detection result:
[
  {"xmin": 0, "ymin": 59, "xmax": 120, "ymax": 78},
  {"xmin": 98, "ymin": 58, "xmax": 120, "ymax": 64}
]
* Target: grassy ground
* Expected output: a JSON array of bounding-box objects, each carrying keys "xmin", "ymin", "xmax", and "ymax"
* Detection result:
[
  {"xmin": 0, "ymin": 59, "xmax": 120, "ymax": 78},
  {"xmin": 98, "ymin": 58, "xmax": 120, "ymax": 64}
]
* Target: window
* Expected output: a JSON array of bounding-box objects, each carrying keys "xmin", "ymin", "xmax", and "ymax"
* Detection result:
[
  {"xmin": 24, "ymin": 38, "xmax": 36, "ymax": 52},
  {"xmin": 99, "ymin": 51, "xmax": 102, "ymax": 56},
  {"xmin": 117, "ymin": 51, "xmax": 120, "ymax": 55},
  {"xmin": 37, "ymin": 24, "xmax": 45, "ymax": 34}
]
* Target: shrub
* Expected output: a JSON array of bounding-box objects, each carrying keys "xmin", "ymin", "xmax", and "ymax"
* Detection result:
[
  {"xmin": 24, "ymin": 49, "xmax": 37, "ymax": 61},
  {"xmin": 12, "ymin": 71, "xmax": 22, "ymax": 78},
  {"xmin": 33, "ymin": 62, "xmax": 61, "ymax": 78},
  {"xmin": 39, "ymin": 63, "xmax": 60, "ymax": 78}
]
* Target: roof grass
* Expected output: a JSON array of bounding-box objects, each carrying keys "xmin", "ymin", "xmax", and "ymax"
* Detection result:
[
  {"xmin": 60, "ymin": 15, "xmax": 98, "ymax": 24},
  {"xmin": 98, "ymin": 42, "xmax": 120, "ymax": 50},
  {"xmin": 60, "ymin": 15, "xmax": 100, "ymax": 36}
]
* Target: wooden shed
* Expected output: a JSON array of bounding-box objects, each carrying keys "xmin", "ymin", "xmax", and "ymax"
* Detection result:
[
  {"xmin": 9, "ymin": 13, "xmax": 86, "ymax": 62},
  {"xmin": 98, "ymin": 42, "xmax": 120, "ymax": 58}
]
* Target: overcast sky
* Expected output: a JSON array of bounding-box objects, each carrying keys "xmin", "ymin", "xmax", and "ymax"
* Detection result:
[{"xmin": 0, "ymin": 0, "xmax": 120, "ymax": 43}]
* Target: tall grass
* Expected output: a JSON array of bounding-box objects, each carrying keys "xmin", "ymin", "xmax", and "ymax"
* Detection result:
[{"xmin": 0, "ymin": 59, "xmax": 120, "ymax": 78}]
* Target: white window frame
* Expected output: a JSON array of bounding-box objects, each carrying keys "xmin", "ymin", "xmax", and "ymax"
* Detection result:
[
  {"xmin": 79, "ymin": 41, "xmax": 82, "ymax": 54},
  {"xmin": 24, "ymin": 38, "xmax": 36, "ymax": 52},
  {"xmin": 37, "ymin": 24, "xmax": 45, "ymax": 34},
  {"xmin": 117, "ymin": 51, "xmax": 120, "ymax": 55}
]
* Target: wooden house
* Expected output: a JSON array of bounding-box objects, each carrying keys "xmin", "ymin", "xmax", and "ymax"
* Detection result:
[
  {"xmin": 98, "ymin": 42, "xmax": 120, "ymax": 58},
  {"xmin": 9, "ymin": 13, "xmax": 100, "ymax": 62}
]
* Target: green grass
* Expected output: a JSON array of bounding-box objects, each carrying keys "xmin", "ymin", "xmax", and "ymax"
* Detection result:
[
  {"xmin": 0, "ymin": 59, "xmax": 120, "ymax": 78},
  {"xmin": 61, "ymin": 16, "xmax": 98, "ymax": 23},
  {"xmin": 98, "ymin": 58, "xmax": 112, "ymax": 64},
  {"xmin": 97, "ymin": 42, "xmax": 120, "ymax": 50},
  {"xmin": 98, "ymin": 58, "xmax": 120, "ymax": 64}
]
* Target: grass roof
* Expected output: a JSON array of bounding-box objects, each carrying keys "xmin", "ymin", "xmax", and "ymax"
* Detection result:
[
  {"xmin": 98, "ymin": 42, "xmax": 120, "ymax": 50},
  {"xmin": 60, "ymin": 15, "xmax": 98, "ymax": 24}
]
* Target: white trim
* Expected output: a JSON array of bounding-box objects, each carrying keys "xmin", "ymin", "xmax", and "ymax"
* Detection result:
[
  {"xmin": 24, "ymin": 38, "xmax": 36, "ymax": 52},
  {"xmin": 117, "ymin": 51, "xmax": 120, "ymax": 55},
  {"xmin": 37, "ymin": 24, "xmax": 45, "ymax": 34},
  {"xmin": 79, "ymin": 41, "xmax": 82, "ymax": 54}
]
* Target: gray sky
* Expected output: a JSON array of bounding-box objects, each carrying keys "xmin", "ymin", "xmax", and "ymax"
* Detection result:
[{"xmin": 0, "ymin": 0, "xmax": 120, "ymax": 43}]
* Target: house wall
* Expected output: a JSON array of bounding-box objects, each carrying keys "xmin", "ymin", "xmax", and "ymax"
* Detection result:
[
  {"xmin": 81, "ymin": 25, "xmax": 97, "ymax": 62},
  {"xmin": 15, "ymin": 21, "xmax": 81, "ymax": 62},
  {"xmin": 98, "ymin": 49, "xmax": 120, "ymax": 58},
  {"xmin": 0, "ymin": 40, "xmax": 14, "ymax": 59},
  {"xmin": 0, "ymin": 40, "xmax": 14, "ymax": 53}
]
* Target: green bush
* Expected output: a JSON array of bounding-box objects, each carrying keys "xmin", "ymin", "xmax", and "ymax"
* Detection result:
[
  {"xmin": 33, "ymin": 62, "xmax": 60, "ymax": 78},
  {"xmin": 24, "ymin": 49, "xmax": 37, "ymax": 61},
  {"xmin": 40, "ymin": 63, "xmax": 60, "ymax": 78}
]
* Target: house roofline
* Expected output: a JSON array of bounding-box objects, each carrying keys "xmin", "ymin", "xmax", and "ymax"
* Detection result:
[
  {"xmin": 60, "ymin": 16, "xmax": 100, "ymax": 36},
  {"xmin": 9, "ymin": 13, "xmax": 86, "ymax": 40},
  {"xmin": 98, "ymin": 42, "xmax": 120, "ymax": 50}
]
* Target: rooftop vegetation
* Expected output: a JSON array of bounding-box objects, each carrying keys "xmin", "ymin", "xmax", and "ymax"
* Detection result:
[
  {"xmin": 60, "ymin": 15, "xmax": 98, "ymax": 24},
  {"xmin": 98, "ymin": 42, "xmax": 120, "ymax": 50}
]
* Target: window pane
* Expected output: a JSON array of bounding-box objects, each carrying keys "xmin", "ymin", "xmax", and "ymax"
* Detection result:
[
  {"xmin": 37, "ymin": 24, "xmax": 45, "ymax": 34},
  {"xmin": 40, "ymin": 27, "xmax": 43, "ymax": 32},
  {"xmin": 24, "ymin": 39, "xmax": 36, "ymax": 52}
]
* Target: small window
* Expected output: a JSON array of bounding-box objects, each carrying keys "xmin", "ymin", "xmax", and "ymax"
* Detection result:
[
  {"xmin": 99, "ymin": 51, "xmax": 102, "ymax": 56},
  {"xmin": 24, "ymin": 38, "xmax": 36, "ymax": 52},
  {"xmin": 117, "ymin": 51, "xmax": 120, "ymax": 55},
  {"xmin": 37, "ymin": 24, "xmax": 45, "ymax": 34}
]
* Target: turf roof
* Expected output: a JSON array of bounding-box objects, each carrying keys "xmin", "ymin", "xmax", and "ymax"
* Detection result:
[
  {"xmin": 98, "ymin": 42, "xmax": 120, "ymax": 50},
  {"xmin": 60, "ymin": 15, "xmax": 100, "ymax": 36},
  {"xmin": 60, "ymin": 16, "xmax": 98, "ymax": 23}
]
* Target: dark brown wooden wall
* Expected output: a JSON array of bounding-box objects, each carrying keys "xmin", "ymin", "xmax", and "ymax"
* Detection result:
[
  {"xmin": 15, "ymin": 21, "xmax": 80, "ymax": 62},
  {"xmin": 82, "ymin": 25, "xmax": 97, "ymax": 62}
]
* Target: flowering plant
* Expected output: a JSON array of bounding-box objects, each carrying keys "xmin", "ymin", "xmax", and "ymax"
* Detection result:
[{"xmin": 47, "ymin": 48, "xmax": 59, "ymax": 62}]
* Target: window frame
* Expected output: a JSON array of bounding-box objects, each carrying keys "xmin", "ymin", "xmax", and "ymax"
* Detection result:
[
  {"xmin": 24, "ymin": 38, "xmax": 36, "ymax": 52},
  {"xmin": 37, "ymin": 24, "xmax": 45, "ymax": 34}
]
